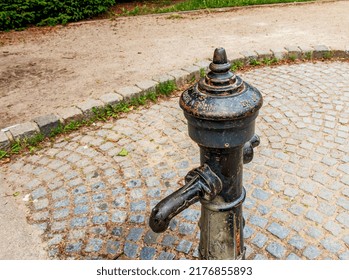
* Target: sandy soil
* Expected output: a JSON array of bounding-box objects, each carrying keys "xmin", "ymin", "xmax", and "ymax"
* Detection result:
[{"xmin": 0, "ymin": 1, "xmax": 348, "ymax": 129}]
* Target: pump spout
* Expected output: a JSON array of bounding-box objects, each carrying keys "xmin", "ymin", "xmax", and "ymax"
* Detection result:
[{"xmin": 149, "ymin": 164, "xmax": 222, "ymax": 233}]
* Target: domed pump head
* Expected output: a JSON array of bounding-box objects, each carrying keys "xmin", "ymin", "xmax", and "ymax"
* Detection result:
[
  {"xmin": 198, "ymin": 47, "xmax": 244, "ymax": 96},
  {"xmin": 179, "ymin": 47, "xmax": 263, "ymax": 148}
]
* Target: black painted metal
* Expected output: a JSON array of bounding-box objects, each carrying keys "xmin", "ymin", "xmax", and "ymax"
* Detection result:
[{"xmin": 149, "ymin": 47, "xmax": 263, "ymax": 259}]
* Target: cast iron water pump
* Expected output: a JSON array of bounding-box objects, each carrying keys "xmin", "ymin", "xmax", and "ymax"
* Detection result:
[{"xmin": 149, "ymin": 48, "xmax": 263, "ymax": 260}]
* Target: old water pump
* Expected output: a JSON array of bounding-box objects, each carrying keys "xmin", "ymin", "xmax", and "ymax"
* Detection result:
[{"xmin": 149, "ymin": 47, "xmax": 263, "ymax": 260}]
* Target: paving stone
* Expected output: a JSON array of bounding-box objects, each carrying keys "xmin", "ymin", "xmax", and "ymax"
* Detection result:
[
  {"xmin": 337, "ymin": 197, "xmax": 349, "ymax": 210},
  {"xmin": 307, "ymin": 227, "xmax": 324, "ymax": 239},
  {"xmin": 161, "ymin": 235, "xmax": 178, "ymax": 246},
  {"xmin": 249, "ymin": 215, "xmax": 268, "ymax": 228},
  {"xmin": 53, "ymin": 208, "xmax": 69, "ymax": 220},
  {"xmin": 144, "ymin": 230, "xmax": 159, "ymax": 245},
  {"xmin": 76, "ymin": 99, "xmax": 104, "ymax": 117},
  {"xmin": 48, "ymin": 234, "xmax": 63, "ymax": 246},
  {"xmin": 99, "ymin": 93, "xmax": 123, "ymax": 105},
  {"xmin": 157, "ymin": 252, "xmax": 175, "ymax": 260},
  {"xmin": 92, "ymin": 215, "xmax": 109, "ymax": 225},
  {"xmin": 127, "ymin": 228, "xmax": 144, "ymax": 242},
  {"xmin": 336, "ymin": 212, "xmax": 349, "ymax": 227},
  {"xmin": 107, "ymin": 228, "xmax": 122, "ymax": 239},
  {"xmin": 112, "ymin": 211, "xmax": 127, "ymax": 223},
  {"xmin": 140, "ymin": 247, "xmax": 156, "ymax": 260},
  {"xmin": 94, "ymin": 202, "xmax": 108, "ymax": 213},
  {"xmin": 31, "ymin": 188, "xmax": 47, "ymax": 200},
  {"xmin": 303, "ymin": 246, "xmax": 321, "ymax": 259},
  {"xmin": 131, "ymin": 201, "xmax": 146, "ymax": 211},
  {"xmin": 0, "ymin": 131, "xmax": 10, "ymax": 149},
  {"xmin": 107, "ymin": 240, "xmax": 120, "ymax": 255},
  {"xmin": 321, "ymin": 238, "xmax": 342, "ymax": 254},
  {"xmin": 252, "ymin": 233, "xmax": 268, "ymax": 248},
  {"xmin": 8, "ymin": 122, "xmax": 40, "ymax": 141},
  {"xmin": 252, "ymin": 188, "xmax": 270, "ymax": 201},
  {"xmin": 267, "ymin": 222, "xmax": 290, "ymax": 239},
  {"xmin": 74, "ymin": 195, "xmax": 89, "ymax": 205},
  {"xmin": 178, "ymin": 223, "xmax": 196, "ymax": 235},
  {"xmin": 54, "ymin": 199, "xmax": 70, "ymax": 209},
  {"xmin": 266, "ymin": 242, "xmax": 286, "ymax": 259},
  {"xmin": 176, "ymin": 240, "xmax": 192, "ymax": 254},
  {"xmin": 286, "ymin": 253, "xmax": 302, "ymax": 260},
  {"xmin": 305, "ymin": 210, "xmax": 324, "ymax": 223},
  {"xmin": 288, "ymin": 235, "xmax": 306, "ymax": 250},
  {"xmin": 52, "ymin": 221, "xmax": 67, "ymax": 232},
  {"xmin": 56, "ymin": 106, "xmax": 83, "ymax": 123},
  {"xmin": 116, "ymin": 86, "xmax": 142, "ymax": 99},
  {"xmin": 71, "ymin": 217, "xmax": 88, "ymax": 228},
  {"xmin": 135, "ymin": 80, "xmax": 158, "ymax": 93},
  {"xmin": 32, "ymin": 114, "xmax": 60, "ymax": 136},
  {"xmin": 243, "ymin": 225, "xmax": 254, "ymax": 238},
  {"xmin": 129, "ymin": 215, "xmax": 145, "ymax": 224},
  {"xmin": 181, "ymin": 209, "xmax": 200, "ymax": 222},
  {"xmin": 33, "ymin": 198, "xmax": 49, "ymax": 210},
  {"xmin": 85, "ymin": 238, "xmax": 103, "ymax": 252},
  {"xmin": 339, "ymin": 251, "xmax": 349, "ymax": 260},
  {"xmin": 124, "ymin": 242, "xmax": 139, "ymax": 258},
  {"xmin": 66, "ymin": 241, "xmax": 83, "ymax": 253}
]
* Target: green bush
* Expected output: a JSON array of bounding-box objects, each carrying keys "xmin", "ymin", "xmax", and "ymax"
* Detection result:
[{"xmin": 0, "ymin": 0, "xmax": 116, "ymax": 31}]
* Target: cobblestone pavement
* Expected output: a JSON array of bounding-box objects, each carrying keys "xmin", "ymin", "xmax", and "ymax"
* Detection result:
[{"xmin": 1, "ymin": 61, "xmax": 349, "ymax": 260}]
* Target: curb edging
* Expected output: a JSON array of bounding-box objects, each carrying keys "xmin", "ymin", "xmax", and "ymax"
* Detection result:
[{"xmin": 1, "ymin": 44, "xmax": 348, "ymax": 152}]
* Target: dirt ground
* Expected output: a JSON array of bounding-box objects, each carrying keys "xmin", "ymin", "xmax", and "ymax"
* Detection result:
[{"xmin": 0, "ymin": 1, "xmax": 348, "ymax": 129}]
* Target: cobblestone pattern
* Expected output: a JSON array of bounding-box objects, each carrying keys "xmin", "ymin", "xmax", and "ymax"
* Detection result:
[{"xmin": 1, "ymin": 61, "xmax": 349, "ymax": 260}]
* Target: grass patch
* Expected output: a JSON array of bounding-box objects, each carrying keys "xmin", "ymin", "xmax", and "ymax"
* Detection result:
[{"xmin": 114, "ymin": 0, "xmax": 313, "ymax": 17}]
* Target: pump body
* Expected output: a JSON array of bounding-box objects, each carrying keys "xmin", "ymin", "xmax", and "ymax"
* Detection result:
[{"xmin": 149, "ymin": 48, "xmax": 263, "ymax": 260}]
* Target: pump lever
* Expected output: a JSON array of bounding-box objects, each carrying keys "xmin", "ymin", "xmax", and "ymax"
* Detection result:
[{"xmin": 149, "ymin": 164, "xmax": 222, "ymax": 233}]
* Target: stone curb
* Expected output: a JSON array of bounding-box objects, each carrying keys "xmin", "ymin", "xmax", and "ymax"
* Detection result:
[{"xmin": 1, "ymin": 45, "xmax": 348, "ymax": 151}]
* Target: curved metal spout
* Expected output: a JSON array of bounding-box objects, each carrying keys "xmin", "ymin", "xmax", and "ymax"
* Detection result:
[{"xmin": 149, "ymin": 164, "xmax": 222, "ymax": 233}]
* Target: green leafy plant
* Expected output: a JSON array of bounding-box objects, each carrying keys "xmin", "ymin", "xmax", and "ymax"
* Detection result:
[
  {"xmin": 322, "ymin": 51, "xmax": 333, "ymax": 60},
  {"xmin": 0, "ymin": 0, "xmax": 116, "ymax": 31},
  {"xmin": 288, "ymin": 54, "xmax": 297, "ymax": 61},
  {"xmin": 0, "ymin": 150, "xmax": 8, "ymax": 159},
  {"xmin": 262, "ymin": 57, "xmax": 278, "ymax": 66},
  {"xmin": 231, "ymin": 60, "xmax": 244, "ymax": 71},
  {"xmin": 304, "ymin": 51, "xmax": 313, "ymax": 60},
  {"xmin": 156, "ymin": 80, "xmax": 177, "ymax": 96},
  {"xmin": 199, "ymin": 68, "xmax": 206, "ymax": 78},
  {"xmin": 249, "ymin": 59, "xmax": 261, "ymax": 66}
]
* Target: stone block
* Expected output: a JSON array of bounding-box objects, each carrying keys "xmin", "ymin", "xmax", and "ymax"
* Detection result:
[
  {"xmin": 0, "ymin": 131, "xmax": 10, "ymax": 150},
  {"xmin": 194, "ymin": 59, "xmax": 211, "ymax": 71},
  {"xmin": 76, "ymin": 99, "xmax": 104, "ymax": 117},
  {"xmin": 115, "ymin": 86, "xmax": 142, "ymax": 100},
  {"xmin": 56, "ymin": 106, "xmax": 83, "ymax": 124},
  {"xmin": 266, "ymin": 242, "xmax": 286, "ymax": 259},
  {"xmin": 32, "ymin": 114, "xmax": 61, "ymax": 136},
  {"xmin": 298, "ymin": 45, "xmax": 314, "ymax": 59},
  {"xmin": 168, "ymin": 69, "xmax": 191, "ymax": 87},
  {"xmin": 152, "ymin": 74, "xmax": 175, "ymax": 85},
  {"xmin": 181, "ymin": 65, "xmax": 201, "ymax": 81},
  {"xmin": 270, "ymin": 47, "xmax": 288, "ymax": 60},
  {"xmin": 98, "ymin": 92, "xmax": 123, "ymax": 106},
  {"xmin": 285, "ymin": 46, "xmax": 302, "ymax": 59},
  {"xmin": 8, "ymin": 122, "xmax": 40, "ymax": 141},
  {"xmin": 239, "ymin": 50, "xmax": 257, "ymax": 63},
  {"xmin": 135, "ymin": 80, "xmax": 158, "ymax": 93},
  {"xmin": 312, "ymin": 45, "xmax": 331, "ymax": 59},
  {"xmin": 140, "ymin": 247, "xmax": 156, "ymax": 260},
  {"xmin": 255, "ymin": 49, "xmax": 273, "ymax": 59}
]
